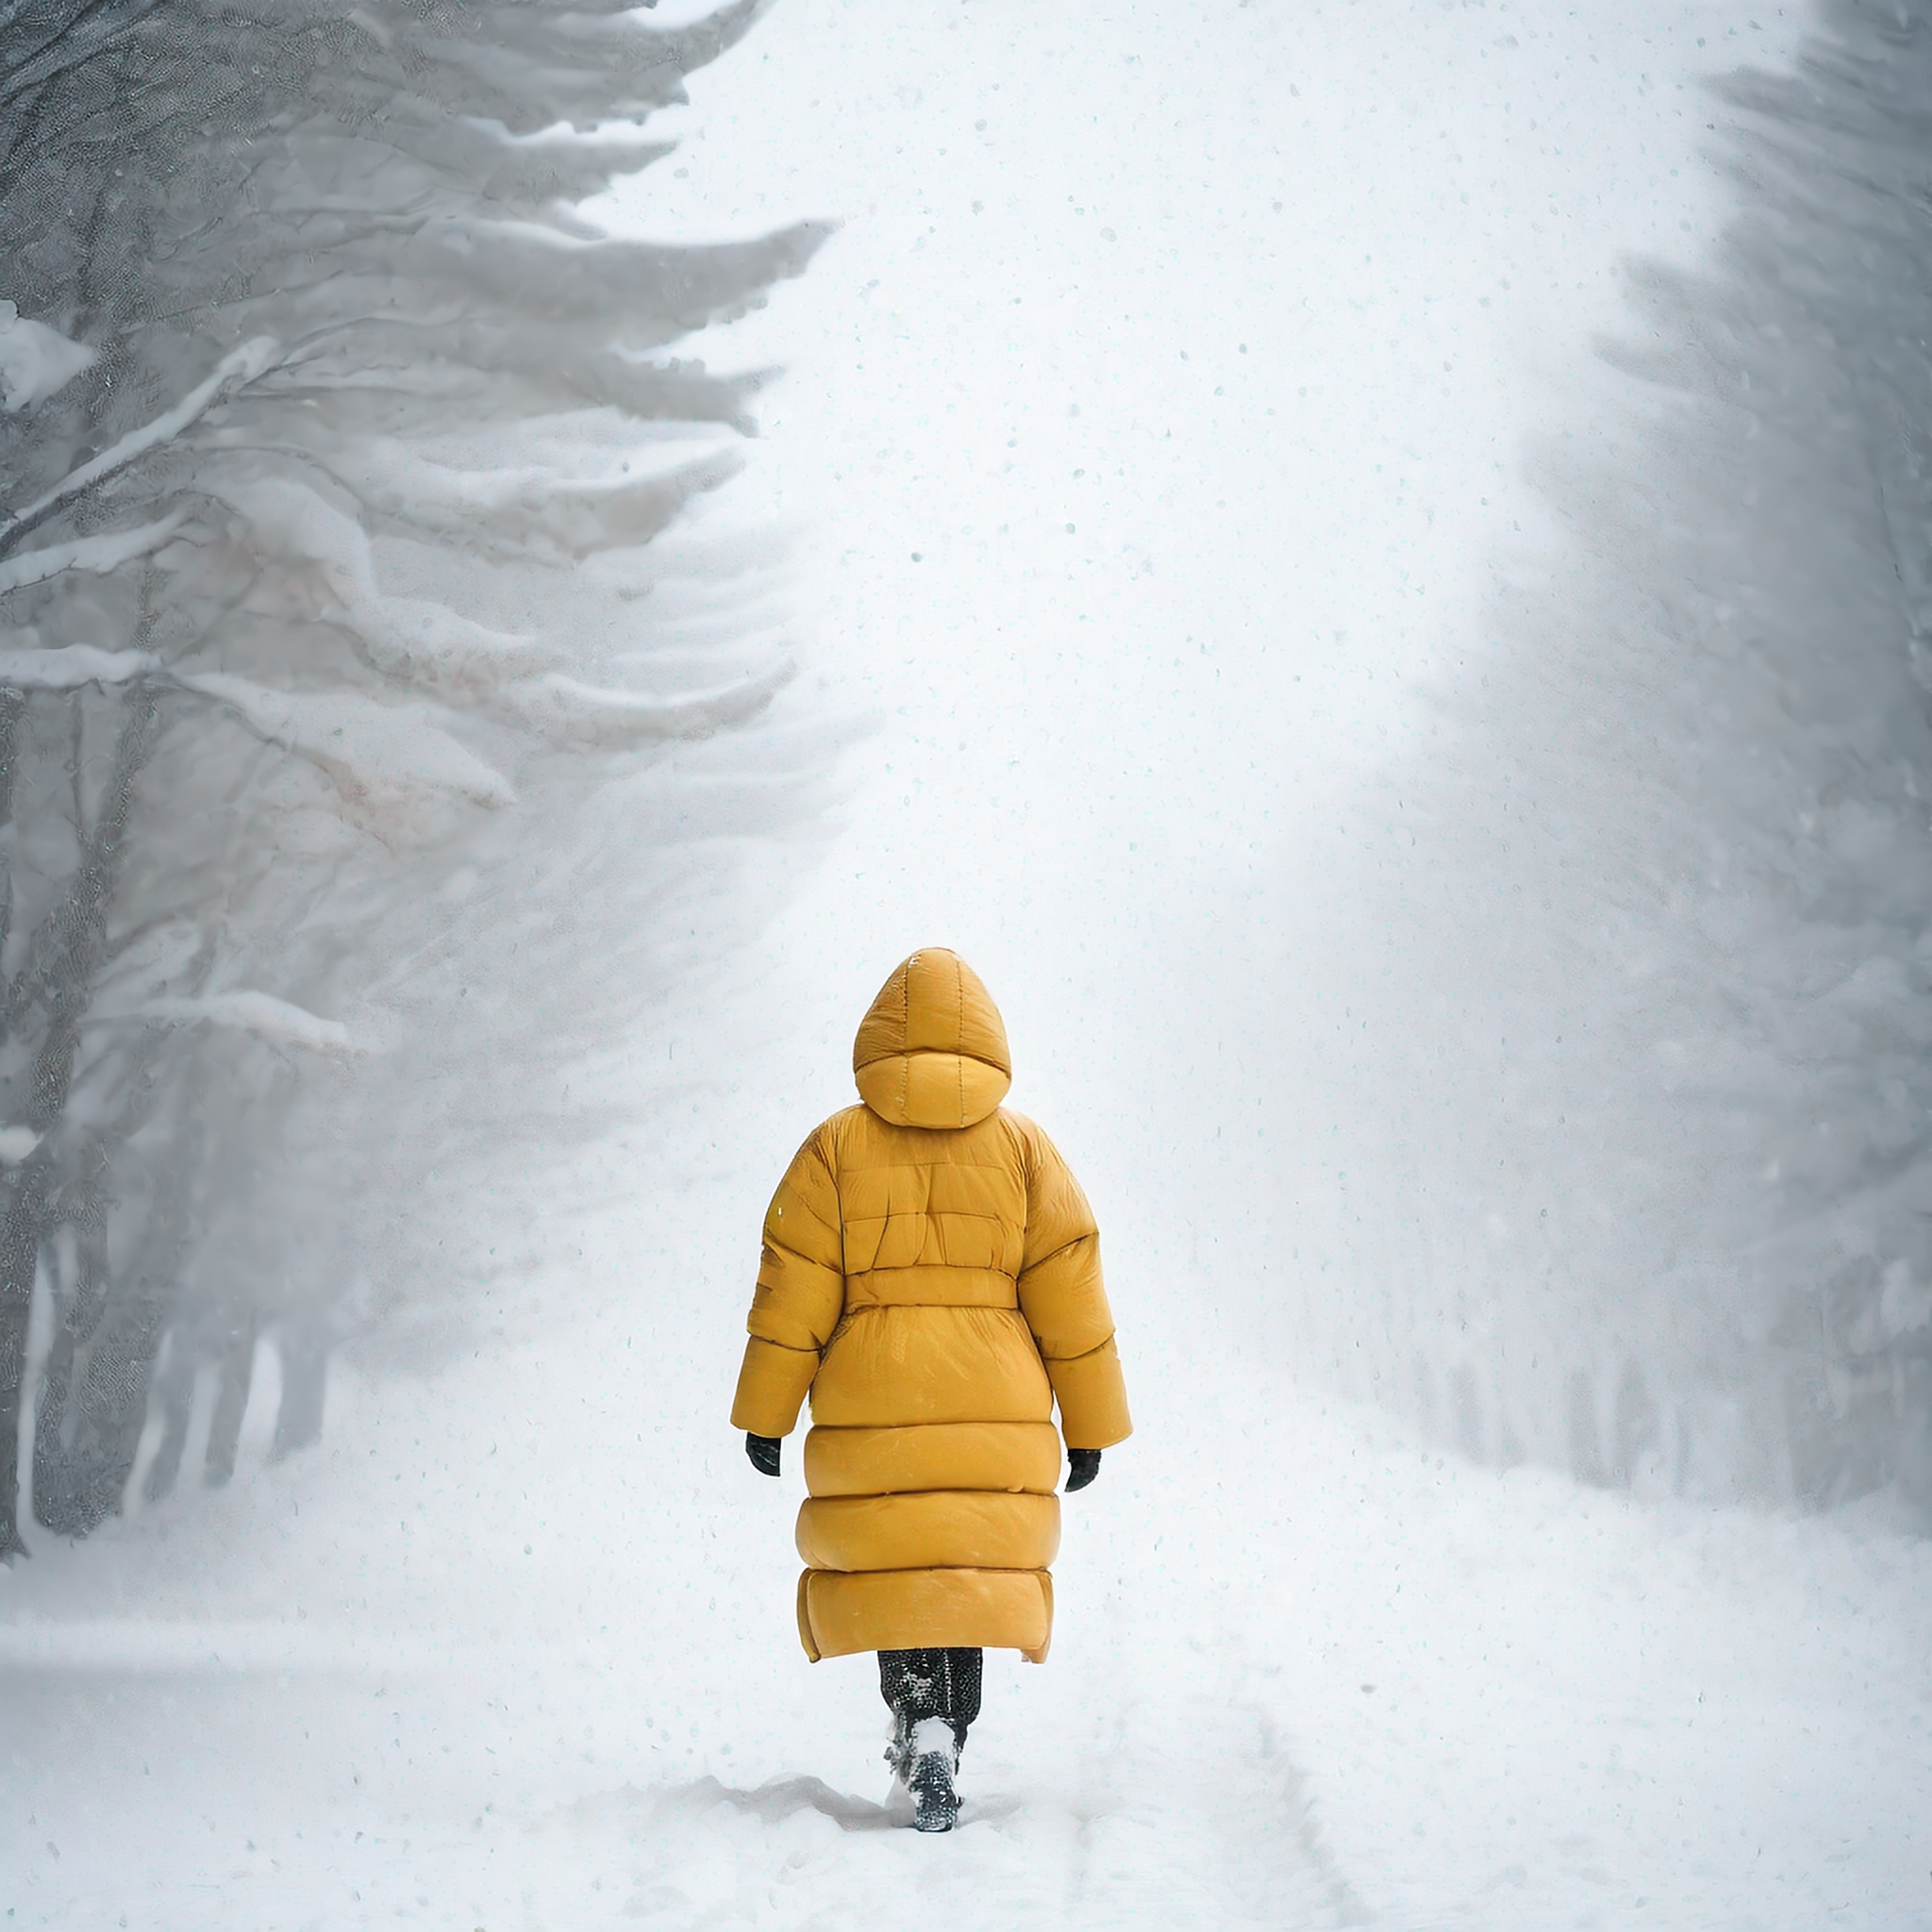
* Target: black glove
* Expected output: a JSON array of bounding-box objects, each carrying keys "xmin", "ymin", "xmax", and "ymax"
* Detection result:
[
  {"xmin": 1065, "ymin": 1447, "xmax": 1101, "ymax": 1492},
  {"xmin": 745, "ymin": 1432, "xmax": 781, "ymax": 1477}
]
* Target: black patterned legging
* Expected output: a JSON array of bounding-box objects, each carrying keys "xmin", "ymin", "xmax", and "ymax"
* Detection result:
[{"xmin": 878, "ymin": 1647, "xmax": 983, "ymax": 1756}]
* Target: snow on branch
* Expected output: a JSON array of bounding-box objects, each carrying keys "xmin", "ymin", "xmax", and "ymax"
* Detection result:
[
  {"xmin": 111, "ymin": 992, "xmax": 359, "ymax": 1059},
  {"xmin": 0, "ymin": 514, "xmax": 190, "ymax": 597},
  {"xmin": 0, "ymin": 339, "xmax": 281, "ymax": 537}
]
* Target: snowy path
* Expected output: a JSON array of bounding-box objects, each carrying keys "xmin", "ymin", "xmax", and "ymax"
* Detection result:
[
  {"xmin": 7, "ymin": 1, "xmax": 1932, "ymax": 1927},
  {"xmin": 5, "ymin": 1196, "xmax": 1928, "ymax": 1929}
]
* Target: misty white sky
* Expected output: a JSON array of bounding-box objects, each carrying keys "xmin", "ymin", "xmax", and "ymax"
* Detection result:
[{"xmin": 601, "ymin": 0, "xmax": 1808, "ymax": 1281}]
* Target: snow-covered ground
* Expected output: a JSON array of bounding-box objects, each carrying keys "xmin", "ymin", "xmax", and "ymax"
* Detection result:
[
  {"xmin": 6, "ymin": 0, "xmax": 1932, "ymax": 1925},
  {"xmin": 7, "ymin": 1224, "xmax": 1929, "ymax": 1927}
]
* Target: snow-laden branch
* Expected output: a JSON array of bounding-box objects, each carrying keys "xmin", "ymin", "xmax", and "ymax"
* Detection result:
[
  {"xmin": 281, "ymin": 437, "xmax": 747, "ymax": 567},
  {"xmin": 174, "ymin": 672, "xmax": 519, "ymax": 821},
  {"xmin": 0, "ymin": 513, "xmax": 189, "ymax": 596},
  {"xmin": 1, "ymin": 339, "xmax": 280, "ymax": 538},
  {"xmin": 188, "ymin": 471, "xmax": 547, "ymax": 696},
  {"xmin": 0, "ymin": 641, "xmax": 158, "ymax": 687},
  {"xmin": 505, "ymin": 662, "xmax": 792, "ymax": 748},
  {"xmin": 110, "ymin": 991, "xmax": 358, "ymax": 1058}
]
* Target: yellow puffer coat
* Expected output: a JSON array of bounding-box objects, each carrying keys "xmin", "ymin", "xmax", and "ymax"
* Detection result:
[{"xmin": 729, "ymin": 949, "xmax": 1131, "ymax": 1663}]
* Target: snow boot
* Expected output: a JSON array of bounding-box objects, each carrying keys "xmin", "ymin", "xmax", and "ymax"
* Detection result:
[
  {"xmin": 879, "ymin": 1646, "xmax": 979, "ymax": 1831},
  {"xmin": 903, "ymin": 1717, "xmax": 961, "ymax": 1833}
]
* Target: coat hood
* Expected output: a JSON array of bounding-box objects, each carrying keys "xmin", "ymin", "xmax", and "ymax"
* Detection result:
[{"xmin": 853, "ymin": 948, "xmax": 1011, "ymax": 1129}]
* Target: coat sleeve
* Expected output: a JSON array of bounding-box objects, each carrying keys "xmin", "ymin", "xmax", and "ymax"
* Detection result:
[
  {"xmin": 729, "ymin": 1124, "xmax": 845, "ymax": 1438},
  {"xmin": 1015, "ymin": 1123, "xmax": 1132, "ymax": 1450}
]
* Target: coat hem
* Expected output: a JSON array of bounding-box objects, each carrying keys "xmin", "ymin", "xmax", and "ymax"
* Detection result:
[{"xmin": 797, "ymin": 1564, "xmax": 1053, "ymax": 1664}]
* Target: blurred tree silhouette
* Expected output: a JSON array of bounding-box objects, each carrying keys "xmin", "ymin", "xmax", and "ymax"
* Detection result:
[{"xmin": 1285, "ymin": 0, "xmax": 1932, "ymax": 1519}]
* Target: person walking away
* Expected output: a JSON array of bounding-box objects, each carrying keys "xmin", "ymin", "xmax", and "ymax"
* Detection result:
[{"xmin": 729, "ymin": 948, "xmax": 1131, "ymax": 1831}]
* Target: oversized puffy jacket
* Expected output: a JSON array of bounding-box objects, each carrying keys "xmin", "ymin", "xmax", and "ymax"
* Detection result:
[{"xmin": 729, "ymin": 948, "xmax": 1131, "ymax": 1663}]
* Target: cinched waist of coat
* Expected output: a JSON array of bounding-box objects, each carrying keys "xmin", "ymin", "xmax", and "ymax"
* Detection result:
[{"xmin": 840, "ymin": 1267, "xmax": 1021, "ymax": 1311}]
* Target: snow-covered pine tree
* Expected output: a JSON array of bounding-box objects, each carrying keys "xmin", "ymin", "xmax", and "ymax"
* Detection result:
[
  {"xmin": 0, "ymin": 0, "xmax": 824, "ymax": 1553},
  {"xmin": 1280, "ymin": 0, "xmax": 1932, "ymax": 1515}
]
